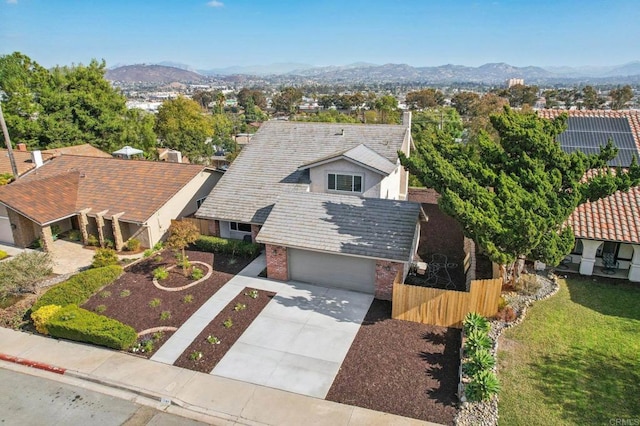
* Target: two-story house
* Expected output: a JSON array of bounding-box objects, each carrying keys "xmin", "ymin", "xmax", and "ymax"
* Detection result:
[{"xmin": 196, "ymin": 114, "xmax": 421, "ymax": 299}]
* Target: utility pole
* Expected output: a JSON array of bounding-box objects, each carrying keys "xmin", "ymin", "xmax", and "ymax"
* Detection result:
[{"xmin": 0, "ymin": 102, "xmax": 19, "ymax": 179}]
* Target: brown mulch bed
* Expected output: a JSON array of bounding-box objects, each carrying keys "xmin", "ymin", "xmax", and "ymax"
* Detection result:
[
  {"xmin": 82, "ymin": 250, "xmax": 254, "ymax": 334},
  {"xmin": 326, "ymin": 300, "xmax": 460, "ymax": 426},
  {"xmin": 173, "ymin": 287, "xmax": 275, "ymax": 373}
]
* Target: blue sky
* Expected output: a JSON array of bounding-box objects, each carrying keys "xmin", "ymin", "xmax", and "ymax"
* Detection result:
[{"xmin": 1, "ymin": 0, "xmax": 639, "ymax": 69}]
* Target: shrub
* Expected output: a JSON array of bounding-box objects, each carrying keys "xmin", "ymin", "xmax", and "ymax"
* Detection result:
[
  {"xmin": 31, "ymin": 304, "xmax": 62, "ymax": 334},
  {"xmin": 496, "ymin": 305, "xmax": 517, "ymax": 322},
  {"xmin": 190, "ymin": 350, "xmax": 203, "ymax": 361},
  {"xmin": 223, "ymin": 318, "xmax": 233, "ymax": 328},
  {"xmin": 463, "ymin": 312, "xmax": 490, "ymax": 335},
  {"xmin": 94, "ymin": 305, "xmax": 107, "ymax": 314},
  {"xmin": 103, "ymin": 239, "xmax": 115, "ymax": 249},
  {"xmin": 32, "ymin": 265, "xmax": 123, "ymax": 311},
  {"xmin": 148, "ymin": 298, "xmax": 161, "ymax": 308},
  {"xmin": 234, "ymin": 303, "xmax": 246, "ymax": 311},
  {"xmin": 183, "ymin": 294, "xmax": 194, "ymax": 303},
  {"xmin": 119, "ymin": 289, "xmax": 131, "ymax": 298},
  {"xmin": 98, "ymin": 290, "xmax": 112, "ymax": 298},
  {"xmin": 153, "ymin": 242, "xmax": 164, "ymax": 251},
  {"xmin": 67, "ymin": 229, "xmax": 82, "ymax": 242},
  {"xmin": 92, "ymin": 248, "xmax": 119, "ymax": 268},
  {"xmin": 497, "ymin": 296, "xmax": 508, "ymax": 312},
  {"xmin": 153, "ymin": 267, "xmax": 168, "ymax": 280},
  {"xmin": 0, "ymin": 250, "xmax": 8, "ymax": 260},
  {"xmin": 191, "ymin": 267, "xmax": 204, "ymax": 280},
  {"xmin": 160, "ymin": 310, "xmax": 171, "ymax": 321},
  {"xmin": 464, "ymin": 330, "xmax": 493, "ymax": 356},
  {"xmin": 193, "ymin": 236, "xmax": 261, "ymax": 258},
  {"xmin": 466, "ymin": 370, "xmax": 501, "ymax": 402},
  {"xmin": 126, "ymin": 238, "xmax": 141, "ymax": 252},
  {"xmin": 143, "ymin": 249, "xmax": 153, "ymax": 258},
  {"xmin": 463, "ymin": 348, "xmax": 496, "ymax": 377},
  {"xmin": 154, "ymin": 255, "xmax": 164, "ymax": 263},
  {"xmin": 47, "ymin": 304, "xmax": 137, "ymax": 350},
  {"xmin": 245, "ymin": 289, "xmax": 259, "ymax": 299},
  {"xmin": 86, "ymin": 234, "xmax": 100, "ymax": 247},
  {"xmin": 0, "ymin": 252, "xmax": 53, "ymax": 298},
  {"xmin": 207, "ymin": 335, "xmax": 220, "ymax": 345},
  {"xmin": 131, "ymin": 338, "xmax": 154, "ymax": 354},
  {"xmin": 153, "ymin": 331, "xmax": 164, "ymax": 341},
  {"xmin": 515, "ymin": 274, "xmax": 542, "ymax": 296}
]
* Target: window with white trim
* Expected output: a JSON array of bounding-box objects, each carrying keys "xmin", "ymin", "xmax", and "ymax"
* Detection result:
[
  {"xmin": 327, "ymin": 173, "xmax": 363, "ymax": 193},
  {"xmin": 229, "ymin": 222, "xmax": 252, "ymax": 233}
]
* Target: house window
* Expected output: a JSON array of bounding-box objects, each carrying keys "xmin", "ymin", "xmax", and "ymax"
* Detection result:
[
  {"xmin": 196, "ymin": 197, "xmax": 207, "ymax": 208},
  {"xmin": 327, "ymin": 173, "xmax": 362, "ymax": 193},
  {"xmin": 596, "ymin": 241, "xmax": 618, "ymax": 258},
  {"xmin": 229, "ymin": 222, "xmax": 252, "ymax": 233}
]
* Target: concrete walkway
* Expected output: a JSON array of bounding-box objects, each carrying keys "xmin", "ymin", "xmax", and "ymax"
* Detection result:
[
  {"xmin": 152, "ymin": 254, "xmax": 373, "ymax": 399},
  {"xmin": 0, "ymin": 327, "xmax": 433, "ymax": 425}
]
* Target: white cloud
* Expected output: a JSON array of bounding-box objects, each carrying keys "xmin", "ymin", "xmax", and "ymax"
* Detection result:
[
  {"xmin": 6, "ymin": 0, "xmax": 18, "ymax": 4},
  {"xmin": 207, "ymin": 0, "xmax": 223, "ymax": 7}
]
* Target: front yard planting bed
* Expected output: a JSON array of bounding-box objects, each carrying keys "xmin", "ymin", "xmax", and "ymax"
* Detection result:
[
  {"xmin": 326, "ymin": 299, "xmax": 460, "ymax": 426},
  {"xmin": 174, "ymin": 287, "xmax": 274, "ymax": 373},
  {"xmin": 82, "ymin": 250, "xmax": 254, "ymax": 348},
  {"xmin": 498, "ymin": 276, "xmax": 640, "ymax": 425}
]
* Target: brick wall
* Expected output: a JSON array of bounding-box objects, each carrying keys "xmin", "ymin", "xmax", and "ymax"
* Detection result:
[
  {"xmin": 208, "ymin": 219, "xmax": 220, "ymax": 237},
  {"xmin": 251, "ymin": 224, "xmax": 261, "ymax": 243},
  {"xmin": 7, "ymin": 208, "xmax": 37, "ymax": 248},
  {"xmin": 266, "ymin": 244, "xmax": 288, "ymax": 281},
  {"xmin": 408, "ymin": 187, "xmax": 440, "ymax": 204},
  {"xmin": 375, "ymin": 260, "xmax": 404, "ymax": 301}
]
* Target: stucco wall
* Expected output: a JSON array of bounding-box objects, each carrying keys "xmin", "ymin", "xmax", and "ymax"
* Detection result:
[
  {"xmin": 308, "ymin": 159, "xmax": 383, "ymax": 198},
  {"xmin": 379, "ymin": 165, "xmax": 402, "ymax": 200},
  {"xmin": 147, "ymin": 170, "xmax": 221, "ymax": 246}
]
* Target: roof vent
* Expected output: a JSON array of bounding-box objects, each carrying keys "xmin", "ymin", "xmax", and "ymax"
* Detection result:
[
  {"xmin": 336, "ymin": 129, "xmax": 344, "ymax": 136},
  {"xmin": 31, "ymin": 150, "xmax": 44, "ymax": 168}
]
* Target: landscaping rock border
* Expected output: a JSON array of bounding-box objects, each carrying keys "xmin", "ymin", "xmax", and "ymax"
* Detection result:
[{"xmin": 454, "ymin": 271, "xmax": 560, "ymax": 426}]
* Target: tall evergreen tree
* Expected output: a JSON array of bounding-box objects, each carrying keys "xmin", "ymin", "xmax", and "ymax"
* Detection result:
[{"xmin": 400, "ymin": 107, "xmax": 640, "ymax": 283}]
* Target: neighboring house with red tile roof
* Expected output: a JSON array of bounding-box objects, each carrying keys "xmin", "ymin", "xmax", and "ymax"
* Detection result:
[
  {"xmin": 0, "ymin": 155, "xmax": 222, "ymax": 251},
  {"xmin": 538, "ymin": 109, "xmax": 640, "ymax": 282},
  {"xmin": 41, "ymin": 143, "xmax": 112, "ymax": 158}
]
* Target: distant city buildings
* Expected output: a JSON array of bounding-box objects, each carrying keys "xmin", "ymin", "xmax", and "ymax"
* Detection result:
[{"xmin": 507, "ymin": 78, "xmax": 524, "ymax": 87}]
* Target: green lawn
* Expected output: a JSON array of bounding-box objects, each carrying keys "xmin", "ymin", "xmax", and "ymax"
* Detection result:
[{"xmin": 498, "ymin": 276, "xmax": 640, "ymax": 425}]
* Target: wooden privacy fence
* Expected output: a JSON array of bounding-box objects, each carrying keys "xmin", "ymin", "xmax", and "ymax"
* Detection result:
[
  {"xmin": 392, "ymin": 276, "xmax": 502, "ymax": 328},
  {"xmin": 172, "ymin": 217, "xmax": 212, "ymax": 235}
]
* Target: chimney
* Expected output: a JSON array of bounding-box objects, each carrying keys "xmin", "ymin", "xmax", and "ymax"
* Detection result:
[
  {"xmin": 166, "ymin": 150, "xmax": 182, "ymax": 163},
  {"xmin": 402, "ymin": 111, "xmax": 412, "ymax": 128},
  {"xmin": 17, "ymin": 143, "xmax": 27, "ymax": 152},
  {"xmin": 31, "ymin": 150, "xmax": 44, "ymax": 168}
]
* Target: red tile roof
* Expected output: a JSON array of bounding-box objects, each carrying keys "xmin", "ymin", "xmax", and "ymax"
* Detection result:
[
  {"xmin": 42, "ymin": 144, "xmax": 111, "ymax": 158},
  {"xmin": 0, "ymin": 156, "xmax": 211, "ymax": 225},
  {"xmin": 0, "ymin": 150, "xmax": 54, "ymax": 176},
  {"xmin": 538, "ymin": 110, "xmax": 640, "ymax": 244},
  {"xmin": 568, "ymin": 186, "xmax": 640, "ymax": 244}
]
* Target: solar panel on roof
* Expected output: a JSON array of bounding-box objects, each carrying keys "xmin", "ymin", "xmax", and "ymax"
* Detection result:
[{"xmin": 557, "ymin": 116, "xmax": 639, "ymax": 167}]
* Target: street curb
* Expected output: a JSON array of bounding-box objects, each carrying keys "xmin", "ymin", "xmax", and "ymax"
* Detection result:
[{"xmin": 0, "ymin": 353, "xmax": 66, "ymax": 374}]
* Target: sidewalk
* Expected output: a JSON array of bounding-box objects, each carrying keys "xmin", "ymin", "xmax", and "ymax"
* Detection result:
[{"xmin": 0, "ymin": 327, "xmax": 435, "ymax": 425}]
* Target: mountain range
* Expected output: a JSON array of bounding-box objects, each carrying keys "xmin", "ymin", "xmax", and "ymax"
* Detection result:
[{"xmin": 105, "ymin": 61, "xmax": 640, "ymax": 85}]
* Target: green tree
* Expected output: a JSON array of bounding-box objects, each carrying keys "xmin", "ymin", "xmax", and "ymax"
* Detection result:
[
  {"xmin": 155, "ymin": 96, "xmax": 213, "ymax": 162},
  {"xmin": 373, "ymin": 95, "xmax": 400, "ymax": 124},
  {"xmin": 237, "ymin": 88, "xmax": 266, "ymax": 110},
  {"xmin": 451, "ymin": 91, "xmax": 480, "ymax": 118},
  {"xmin": 582, "ymin": 86, "xmax": 605, "ymax": 110},
  {"xmin": 609, "ymin": 85, "xmax": 633, "ymax": 110},
  {"xmin": 405, "ymin": 88, "xmax": 445, "ymax": 110},
  {"xmin": 119, "ymin": 108, "xmax": 157, "ymax": 157},
  {"xmin": 166, "ymin": 221, "xmax": 200, "ymax": 276},
  {"xmin": 495, "ymin": 84, "xmax": 539, "ymax": 108},
  {"xmin": 542, "ymin": 89, "xmax": 559, "ymax": 109},
  {"xmin": 295, "ymin": 110, "xmax": 359, "ymax": 123},
  {"xmin": 271, "ymin": 87, "xmax": 303, "ymax": 115},
  {"xmin": 400, "ymin": 107, "xmax": 640, "ymax": 284},
  {"xmin": 192, "ymin": 90, "xmax": 215, "ymax": 111},
  {"xmin": 412, "ymin": 108, "xmax": 463, "ymax": 139}
]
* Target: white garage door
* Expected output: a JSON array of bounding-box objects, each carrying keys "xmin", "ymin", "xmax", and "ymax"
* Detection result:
[
  {"xmin": 288, "ymin": 248, "xmax": 375, "ymax": 294},
  {"xmin": 0, "ymin": 205, "xmax": 14, "ymax": 245}
]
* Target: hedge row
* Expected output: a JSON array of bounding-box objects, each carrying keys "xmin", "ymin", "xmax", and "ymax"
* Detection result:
[
  {"xmin": 46, "ymin": 304, "xmax": 137, "ymax": 350},
  {"xmin": 32, "ymin": 265, "xmax": 123, "ymax": 312},
  {"xmin": 193, "ymin": 236, "xmax": 261, "ymax": 258}
]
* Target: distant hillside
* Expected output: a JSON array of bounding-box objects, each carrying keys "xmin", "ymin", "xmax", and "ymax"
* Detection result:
[{"xmin": 105, "ymin": 64, "xmax": 205, "ymax": 83}]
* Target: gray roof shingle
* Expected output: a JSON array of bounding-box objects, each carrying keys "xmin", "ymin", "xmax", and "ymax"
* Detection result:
[
  {"xmin": 196, "ymin": 121, "xmax": 409, "ymax": 224},
  {"xmin": 298, "ymin": 144, "xmax": 397, "ymax": 175},
  {"xmin": 256, "ymin": 192, "xmax": 420, "ymax": 262}
]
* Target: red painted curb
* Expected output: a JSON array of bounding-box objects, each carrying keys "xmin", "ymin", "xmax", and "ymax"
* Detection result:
[{"xmin": 0, "ymin": 353, "xmax": 66, "ymax": 375}]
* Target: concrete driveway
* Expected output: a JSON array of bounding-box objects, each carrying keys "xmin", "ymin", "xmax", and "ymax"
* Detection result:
[
  {"xmin": 48, "ymin": 240, "xmax": 95, "ymax": 274},
  {"xmin": 211, "ymin": 280, "xmax": 373, "ymax": 399}
]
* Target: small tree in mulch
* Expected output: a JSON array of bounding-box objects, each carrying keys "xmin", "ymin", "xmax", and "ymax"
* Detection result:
[{"xmin": 166, "ymin": 221, "xmax": 200, "ymax": 276}]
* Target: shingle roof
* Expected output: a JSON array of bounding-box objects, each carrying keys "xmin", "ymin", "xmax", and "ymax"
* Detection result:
[
  {"xmin": 0, "ymin": 155, "xmax": 212, "ymax": 225},
  {"xmin": 256, "ymin": 192, "xmax": 420, "ymax": 262},
  {"xmin": 537, "ymin": 109, "xmax": 640, "ymax": 167},
  {"xmin": 0, "ymin": 150, "xmax": 54, "ymax": 176},
  {"xmin": 298, "ymin": 144, "xmax": 397, "ymax": 175},
  {"xmin": 196, "ymin": 121, "xmax": 409, "ymax": 224},
  {"xmin": 42, "ymin": 144, "xmax": 111, "ymax": 158},
  {"xmin": 567, "ymin": 186, "xmax": 640, "ymax": 244}
]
